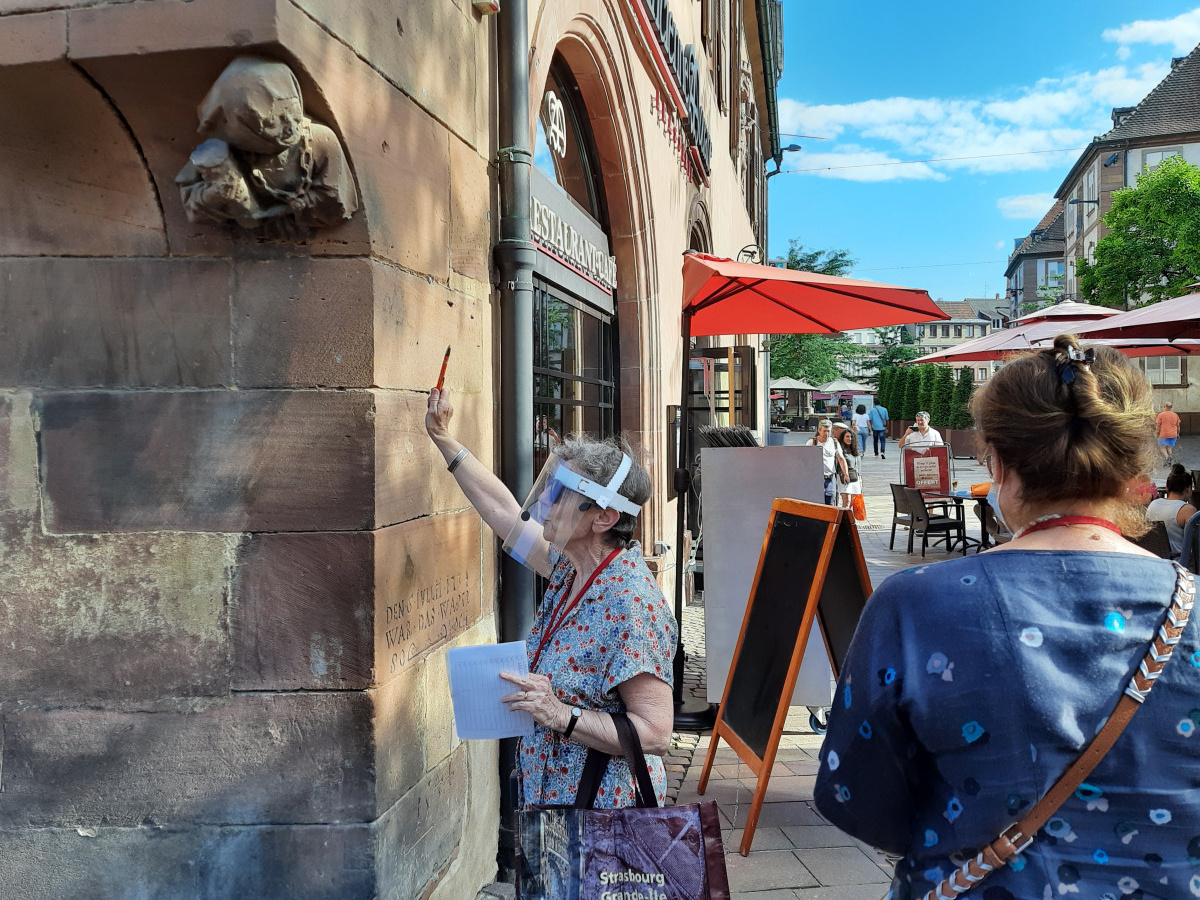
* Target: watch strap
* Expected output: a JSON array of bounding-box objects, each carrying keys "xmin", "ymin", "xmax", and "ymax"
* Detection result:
[{"xmin": 562, "ymin": 706, "xmax": 582, "ymax": 739}]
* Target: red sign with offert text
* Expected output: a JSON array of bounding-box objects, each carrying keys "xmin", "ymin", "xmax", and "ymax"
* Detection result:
[{"xmin": 903, "ymin": 445, "xmax": 951, "ymax": 495}]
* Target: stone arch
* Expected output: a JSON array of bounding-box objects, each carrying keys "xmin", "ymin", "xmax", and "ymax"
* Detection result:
[
  {"xmin": 0, "ymin": 62, "xmax": 166, "ymax": 256},
  {"xmin": 531, "ymin": 3, "xmax": 664, "ymax": 542}
]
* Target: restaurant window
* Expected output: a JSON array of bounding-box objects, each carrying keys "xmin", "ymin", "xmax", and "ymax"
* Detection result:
[
  {"xmin": 941, "ymin": 325, "xmax": 950, "ymax": 338},
  {"xmin": 954, "ymin": 325, "xmax": 962, "ymax": 338},
  {"xmin": 533, "ymin": 58, "xmax": 607, "ymax": 225},
  {"xmin": 1144, "ymin": 356, "xmax": 1185, "ymax": 387},
  {"xmin": 976, "ymin": 368, "xmax": 987, "ymax": 382}
]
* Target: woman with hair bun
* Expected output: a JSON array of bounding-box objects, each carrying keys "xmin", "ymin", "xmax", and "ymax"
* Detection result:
[
  {"xmin": 814, "ymin": 335, "xmax": 1200, "ymax": 900},
  {"xmin": 1147, "ymin": 464, "xmax": 1198, "ymax": 556}
]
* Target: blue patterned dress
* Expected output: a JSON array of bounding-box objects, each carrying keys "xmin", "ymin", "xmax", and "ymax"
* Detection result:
[
  {"xmin": 518, "ymin": 541, "xmax": 676, "ymax": 808},
  {"xmin": 814, "ymin": 551, "xmax": 1200, "ymax": 900}
]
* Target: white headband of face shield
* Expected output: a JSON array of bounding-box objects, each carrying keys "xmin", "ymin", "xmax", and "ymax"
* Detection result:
[{"xmin": 503, "ymin": 452, "xmax": 642, "ymax": 572}]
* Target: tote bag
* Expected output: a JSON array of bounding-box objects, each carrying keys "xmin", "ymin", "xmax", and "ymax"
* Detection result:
[{"xmin": 516, "ymin": 714, "xmax": 730, "ymax": 900}]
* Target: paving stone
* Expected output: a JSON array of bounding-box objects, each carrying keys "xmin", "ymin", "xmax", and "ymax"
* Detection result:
[
  {"xmin": 793, "ymin": 885, "xmax": 893, "ymax": 900},
  {"xmin": 725, "ymin": 826, "xmax": 794, "ymax": 852},
  {"xmin": 781, "ymin": 825, "xmax": 858, "ymax": 849},
  {"xmin": 784, "ymin": 759, "xmax": 821, "ymax": 776},
  {"xmin": 720, "ymin": 802, "xmax": 827, "ymax": 829},
  {"xmin": 731, "ymin": 891, "xmax": 798, "ymax": 900},
  {"xmin": 792, "ymin": 847, "xmax": 892, "ymax": 887},
  {"xmin": 725, "ymin": 850, "xmax": 817, "ymax": 893}
]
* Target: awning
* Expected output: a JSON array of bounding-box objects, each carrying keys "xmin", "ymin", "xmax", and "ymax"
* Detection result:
[{"xmin": 1071, "ymin": 292, "xmax": 1200, "ymax": 342}]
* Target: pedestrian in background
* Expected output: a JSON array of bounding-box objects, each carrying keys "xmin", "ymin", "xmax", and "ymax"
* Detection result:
[
  {"xmin": 1156, "ymin": 400, "xmax": 1180, "ymax": 465},
  {"xmin": 852, "ymin": 404, "xmax": 870, "ymax": 457},
  {"xmin": 808, "ymin": 418, "xmax": 848, "ymax": 506},
  {"xmin": 837, "ymin": 427, "xmax": 862, "ymax": 510},
  {"xmin": 897, "ymin": 410, "xmax": 943, "ymax": 450},
  {"xmin": 868, "ymin": 397, "xmax": 889, "ymax": 459}
]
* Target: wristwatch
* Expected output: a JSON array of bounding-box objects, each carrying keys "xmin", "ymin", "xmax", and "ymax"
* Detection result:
[{"xmin": 562, "ymin": 706, "xmax": 583, "ymax": 739}]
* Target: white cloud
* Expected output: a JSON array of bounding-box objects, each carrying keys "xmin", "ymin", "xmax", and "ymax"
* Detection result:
[
  {"xmin": 775, "ymin": 57, "xmax": 1170, "ymax": 182},
  {"xmin": 1103, "ymin": 9, "xmax": 1200, "ymax": 54},
  {"xmin": 995, "ymin": 240, "xmax": 1008, "ymax": 250},
  {"xmin": 996, "ymin": 193, "xmax": 1057, "ymax": 219}
]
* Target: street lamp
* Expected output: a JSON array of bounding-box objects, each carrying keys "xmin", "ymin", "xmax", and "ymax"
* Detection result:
[
  {"xmin": 766, "ymin": 143, "xmax": 802, "ymax": 179},
  {"xmin": 1067, "ymin": 198, "xmax": 1099, "ymax": 205}
]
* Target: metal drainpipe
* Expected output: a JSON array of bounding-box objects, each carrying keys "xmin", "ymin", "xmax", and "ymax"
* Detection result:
[{"xmin": 495, "ymin": 0, "xmax": 536, "ymax": 879}]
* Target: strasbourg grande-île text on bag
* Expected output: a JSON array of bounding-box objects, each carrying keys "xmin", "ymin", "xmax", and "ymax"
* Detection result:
[
  {"xmin": 516, "ymin": 713, "xmax": 730, "ymax": 900},
  {"xmin": 918, "ymin": 562, "xmax": 1194, "ymax": 900}
]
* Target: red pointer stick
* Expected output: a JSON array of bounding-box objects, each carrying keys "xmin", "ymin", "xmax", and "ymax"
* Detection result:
[{"xmin": 436, "ymin": 346, "xmax": 451, "ymax": 390}]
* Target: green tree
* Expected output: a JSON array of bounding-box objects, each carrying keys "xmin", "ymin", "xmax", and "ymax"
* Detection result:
[
  {"xmin": 784, "ymin": 238, "xmax": 855, "ymax": 276},
  {"xmin": 900, "ymin": 365, "xmax": 921, "ymax": 420},
  {"xmin": 929, "ymin": 366, "xmax": 955, "ymax": 428},
  {"xmin": 916, "ymin": 365, "xmax": 935, "ymax": 416},
  {"xmin": 876, "ymin": 367, "xmax": 894, "ymax": 412},
  {"xmin": 768, "ymin": 239, "xmax": 864, "ymax": 383},
  {"xmin": 950, "ymin": 367, "xmax": 976, "ymax": 430},
  {"xmin": 1078, "ymin": 155, "xmax": 1200, "ymax": 307}
]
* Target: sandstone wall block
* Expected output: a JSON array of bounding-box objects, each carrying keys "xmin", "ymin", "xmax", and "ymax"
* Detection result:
[
  {"xmin": 233, "ymin": 530, "xmax": 375, "ymax": 691},
  {"xmin": 0, "ymin": 693, "xmax": 375, "ymax": 827},
  {"xmin": 38, "ymin": 390, "xmax": 376, "ymax": 533},
  {"xmin": 0, "ymin": 259, "xmax": 231, "ymax": 388},
  {"xmin": 234, "ymin": 258, "xmax": 374, "ymax": 388}
]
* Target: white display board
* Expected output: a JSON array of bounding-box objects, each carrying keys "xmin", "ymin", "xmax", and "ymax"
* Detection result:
[{"xmin": 700, "ymin": 446, "xmax": 832, "ymax": 707}]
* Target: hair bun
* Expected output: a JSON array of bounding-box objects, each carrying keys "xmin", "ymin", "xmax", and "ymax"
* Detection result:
[{"xmin": 1171, "ymin": 463, "xmax": 1188, "ymax": 477}]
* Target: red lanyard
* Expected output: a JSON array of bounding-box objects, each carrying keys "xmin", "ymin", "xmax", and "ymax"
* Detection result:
[
  {"xmin": 530, "ymin": 547, "xmax": 623, "ymax": 672},
  {"xmin": 1016, "ymin": 515, "xmax": 1122, "ymax": 540}
]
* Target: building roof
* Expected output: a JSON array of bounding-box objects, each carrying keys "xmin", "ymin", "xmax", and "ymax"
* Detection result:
[
  {"xmin": 932, "ymin": 300, "xmax": 978, "ymax": 320},
  {"xmin": 1056, "ymin": 43, "xmax": 1200, "ymax": 197},
  {"xmin": 965, "ymin": 297, "xmax": 1010, "ymax": 320},
  {"xmin": 1004, "ymin": 202, "xmax": 1065, "ymax": 277}
]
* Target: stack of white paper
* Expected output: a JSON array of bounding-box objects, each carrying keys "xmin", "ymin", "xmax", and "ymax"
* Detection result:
[{"xmin": 446, "ymin": 641, "xmax": 537, "ymax": 740}]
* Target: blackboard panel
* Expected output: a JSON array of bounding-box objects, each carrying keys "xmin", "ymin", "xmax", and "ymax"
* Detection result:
[
  {"xmin": 721, "ymin": 511, "xmax": 828, "ymax": 759},
  {"xmin": 817, "ymin": 520, "xmax": 871, "ymax": 678}
]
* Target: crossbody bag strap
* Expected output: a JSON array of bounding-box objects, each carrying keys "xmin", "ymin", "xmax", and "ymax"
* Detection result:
[{"xmin": 924, "ymin": 562, "xmax": 1195, "ymax": 900}]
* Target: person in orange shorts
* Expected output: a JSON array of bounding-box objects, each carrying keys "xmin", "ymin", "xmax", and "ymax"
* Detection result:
[{"xmin": 1156, "ymin": 400, "xmax": 1181, "ymax": 465}]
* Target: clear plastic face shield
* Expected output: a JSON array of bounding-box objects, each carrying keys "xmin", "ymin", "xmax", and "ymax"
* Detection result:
[{"xmin": 503, "ymin": 451, "xmax": 642, "ymax": 571}]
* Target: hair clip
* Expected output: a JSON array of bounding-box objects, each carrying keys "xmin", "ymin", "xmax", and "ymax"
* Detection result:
[{"xmin": 1059, "ymin": 346, "xmax": 1094, "ymax": 384}]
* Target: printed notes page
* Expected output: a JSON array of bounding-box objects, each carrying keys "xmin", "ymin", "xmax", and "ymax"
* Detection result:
[{"xmin": 446, "ymin": 641, "xmax": 536, "ymax": 740}]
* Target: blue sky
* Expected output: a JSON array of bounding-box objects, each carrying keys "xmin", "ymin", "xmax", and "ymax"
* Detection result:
[{"xmin": 768, "ymin": 2, "xmax": 1200, "ymax": 302}]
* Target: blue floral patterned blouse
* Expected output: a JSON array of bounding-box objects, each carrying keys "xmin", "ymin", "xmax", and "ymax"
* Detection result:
[
  {"xmin": 519, "ymin": 541, "xmax": 676, "ymax": 809},
  {"xmin": 814, "ymin": 551, "xmax": 1200, "ymax": 900}
]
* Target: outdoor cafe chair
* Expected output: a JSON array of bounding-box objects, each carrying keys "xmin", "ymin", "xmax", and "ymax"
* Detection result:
[
  {"xmin": 1131, "ymin": 519, "xmax": 1173, "ymax": 559},
  {"xmin": 973, "ymin": 500, "xmax": 1011, "ymax": 546},
  {"xmin": 889, "ymin": 483, "xmax": 913, "ymax": 551},
  {"xmin": 903, "ymin": 486, "xmax": 967, "ymax": 557}
]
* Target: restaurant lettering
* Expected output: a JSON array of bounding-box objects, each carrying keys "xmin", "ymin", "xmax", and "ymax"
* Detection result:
[
  {"xmin": 638, "ymin": 0, "xmax": 712, "ymax": 173},
  {"xmin": 530, "ymin": 195, "xmax": 618, "ymax": 292}
]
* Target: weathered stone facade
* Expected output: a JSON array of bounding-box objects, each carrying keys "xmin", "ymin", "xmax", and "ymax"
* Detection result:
[{"xmin": 0, "ymin": 0, "xmax": 773, "ymax": 897}]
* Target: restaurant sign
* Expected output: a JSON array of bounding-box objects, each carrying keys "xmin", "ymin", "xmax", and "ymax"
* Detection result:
[
  {"xmin": 634, "ymin": 0, "xmax": 712, "ymax": 174},
  {"xmin": 530, "ymin": 167, "xmax": 617, "ymax": 313}
]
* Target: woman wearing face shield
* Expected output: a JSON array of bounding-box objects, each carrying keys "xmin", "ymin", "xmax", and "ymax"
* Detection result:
[
  {"xmin": 425, "ymin": 388, "xmax": 676, "ymax": 808},
  {"xmin": 813, "ymin": 336, "xmax": 1200, "ymax": 900}
]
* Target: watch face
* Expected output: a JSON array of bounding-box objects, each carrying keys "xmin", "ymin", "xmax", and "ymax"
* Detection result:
[{"xmin": 571, "ymin": 707, "xmax": 583, "ymax": 718}]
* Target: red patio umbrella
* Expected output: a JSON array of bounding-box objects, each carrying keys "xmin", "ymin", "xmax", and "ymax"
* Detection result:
[
  {"xmin": 1071, "ymin": 291, "xmax": 1200, "ymax": 342},
  {"xmin": 672, "ymin": 252, "xmax": 947, "ymax": 722}
]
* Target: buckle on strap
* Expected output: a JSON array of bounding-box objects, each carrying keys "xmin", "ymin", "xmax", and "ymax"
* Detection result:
[{"xmin": 994, "ymin": 823, "xmax": 1034, "ymax": 860}]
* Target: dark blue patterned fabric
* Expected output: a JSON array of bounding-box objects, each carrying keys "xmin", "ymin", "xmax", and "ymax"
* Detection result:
[{"xmin": 814, "ymin": 551, "xmax": 1200, "ymax": 900}]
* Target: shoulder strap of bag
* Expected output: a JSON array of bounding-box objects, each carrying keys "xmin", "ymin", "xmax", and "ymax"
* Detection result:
[
  {"xmin": 573, "ymin": 713, "xmax": 659, "ymax": 810},
  {"xmin": 924, "ymin": 562, "xmax": 1194, "ymax": 900}
]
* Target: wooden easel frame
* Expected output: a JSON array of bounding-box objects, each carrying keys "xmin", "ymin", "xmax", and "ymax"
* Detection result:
[{"xmin": 696, "ymin": 498, "xmax": 873, "ymax": 855}]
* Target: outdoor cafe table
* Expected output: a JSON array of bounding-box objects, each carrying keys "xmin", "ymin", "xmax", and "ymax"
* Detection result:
[{"xmin": 923, "ymin": 488, "xmax": 992, "ymax": 551}]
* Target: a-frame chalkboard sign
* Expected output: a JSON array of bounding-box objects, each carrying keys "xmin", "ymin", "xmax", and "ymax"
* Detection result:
[{"xmin": 696, "ymin": 498, "xmax": 873, "ymax": 855}]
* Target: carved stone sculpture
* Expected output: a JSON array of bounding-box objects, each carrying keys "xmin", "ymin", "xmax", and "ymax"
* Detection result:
[{"xmin": 175, "ymin": 56, "xmax": 359, "ymax": 238}]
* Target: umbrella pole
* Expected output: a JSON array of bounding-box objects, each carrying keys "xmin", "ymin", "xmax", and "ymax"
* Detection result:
[{"xmin": 673, "ymin": 309, "xmax": 715, "ymax": 729}]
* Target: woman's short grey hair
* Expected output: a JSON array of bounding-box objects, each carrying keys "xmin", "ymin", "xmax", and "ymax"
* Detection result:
[
  {"xmin": 554, "ymin": 435, "xmax": 651, "ymax": 547},
  {"xmin": 817, "ymin": 418, "xmax": 833, "ymax": 429}
]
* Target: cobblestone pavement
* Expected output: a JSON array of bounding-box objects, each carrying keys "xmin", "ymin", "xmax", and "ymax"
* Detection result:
[{"xmin": 478, "ymin": 432, "xmax": 1198, "ymax": 897}]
